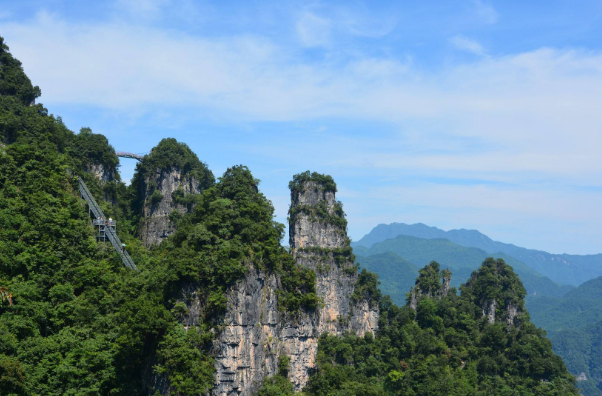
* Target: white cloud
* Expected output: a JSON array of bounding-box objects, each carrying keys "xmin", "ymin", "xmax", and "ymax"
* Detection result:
[
  {"xmin": 3, "ymin": 13, "xmax": 601, "ymax": 181},
  {"xmin": 296, "ymin": 11, "xmax": 332, "ymax": 48},
  {"xmin": 450, "ymin": 35, "xmax": 486, "ymax": 56},
  {"xmin": 2, "ymin": 12, "xmax": 602, "ymax": 253},
  {"xmin": 474, "ymin": 0, "xmax": 498, "ymax": 25}
]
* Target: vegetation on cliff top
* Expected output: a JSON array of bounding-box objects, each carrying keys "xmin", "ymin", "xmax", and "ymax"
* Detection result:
[
  {"xmin": 133, "ymin": 137, "xmax": 215, "ymax": 187},
  {"xmin": 288, "ymin": 171, "xmax": 347, "ymax": 232},
  {"xmin": 289, "ymin": 170, "xmax": 337, "ymax": 194}
]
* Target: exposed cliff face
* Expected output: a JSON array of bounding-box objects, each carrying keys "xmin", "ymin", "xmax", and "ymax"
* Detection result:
[
  {"xmin": 85, "ymin": 163, "xmax": 116, "ymax": 183},
  {"xmin": 289, "ymin": 181, "xmax": 346, "ymax": 249},
  {"xmin": 146, "ymin": 173, "xmax": 379, "ymax": 396},
  {"xmin": 139, "ymin": 167, "xmax": 200, "ymax": 247},
  {"xmin": 207, "ymin": 175, "xmax": 379, "ymax": 396}
]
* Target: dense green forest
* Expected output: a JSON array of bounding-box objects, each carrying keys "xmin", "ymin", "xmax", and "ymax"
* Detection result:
[
  {"xmin": 0, "ymin": 36, "xmax": 581, "ymax": 395},
  {"xmin": 528, "ymin": 276, "xmax": 602, "ymax": 395}
]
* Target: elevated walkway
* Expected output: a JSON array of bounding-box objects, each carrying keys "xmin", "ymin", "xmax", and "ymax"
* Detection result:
[
  {"xmin": 116, "ymin": 151, "xmax": 145, "ymax": 161},
  {"xmin": 77, "ymin": 176, "xmax": 138, "ymax": 270}
]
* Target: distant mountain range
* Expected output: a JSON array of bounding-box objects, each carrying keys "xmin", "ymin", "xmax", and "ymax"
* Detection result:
[
  {"xmin": 353, "ymin": 222, "xmax": 602, "ymax": 286},
  {"xmin": 354, "ymin": 234, "xmax": 573, "ymax": 305}
]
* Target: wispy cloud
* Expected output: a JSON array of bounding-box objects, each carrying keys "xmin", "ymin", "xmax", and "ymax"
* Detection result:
[
  {"xmin": 474, "ymin": 0, "xmax": 498, "ymax": 25},
  {"xmin": 4, "ymin": 13, "xmax": 601, "ymax": 180},
  {"xmin": 450, "ymin": 35, "xmax": 486, "ymax": 55},
  {"xmin": 296, "ymin": 11, "xmax": 332, "ymax": 47}
]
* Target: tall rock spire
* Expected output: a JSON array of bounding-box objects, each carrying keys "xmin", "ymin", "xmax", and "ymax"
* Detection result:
[
  {"xmin": 289, "ymin": 172, "xmax": 346, "ymax": 249},
  {"xmin": 210, "ymin": 171, "xmax": 378, "ymax": 395},
  {"xmin": 132, "ymin": 138, "xmax": 214, "ymax": 247},
  {"xmin": 461, "ymin": 257, "xmax": 525, "ymax": 329}
]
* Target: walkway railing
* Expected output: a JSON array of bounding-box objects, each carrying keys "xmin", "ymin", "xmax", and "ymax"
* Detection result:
[
  {"xmin": 77, "ymin": 177, "xmax": 138, "ymax": 270},
  {"xmin": 116, "ymin": 151, "xmax": 145, "ymax": 161}
]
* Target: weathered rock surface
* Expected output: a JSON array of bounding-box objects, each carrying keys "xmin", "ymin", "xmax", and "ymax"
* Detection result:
[
  {"xmin": 209, "ymin": 256, "xmax": 379, "ymax": 396},
  {"xmin": 85, "ymin": 163, "xmax": 116, "ymax": 183},
  {"xmin": 147, "ymin": 174, "xmax": 379, "ymax": 396},
  {"xmin": 289, "ymin": 181, "xmax": 346, "ymax": 249},
  {"xmin": 209, "ymin": 176, "xmax": 378, "ymax": 395},
  {"xmin": 139, "ymin": 167, "xmax": 199, "ymax": 247}
]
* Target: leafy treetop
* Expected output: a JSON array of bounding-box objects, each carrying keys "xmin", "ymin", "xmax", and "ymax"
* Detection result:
[
  {"xmin": 461, "ymin": 257, "xmax": 527, "ymax": 312},
  {"xmin": 0, "ymin": 36, "xmax": 41, "ymax": 106},
  {"xmin": 289, "ymin": 171, "xmax": 337, "ymax": 195},
  {"xmin": 134, "ymin": 137, "xmax": 214, "ymax": 189},
  {"xmin": 68, "ymin": 127, "xmax": 120, "ymax": 173}
]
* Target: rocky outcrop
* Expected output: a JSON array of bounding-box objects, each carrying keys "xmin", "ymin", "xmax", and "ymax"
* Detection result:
[
  {"xmin": 480, "ymin": 299, "xmax": 520, "ymax": 328},
  {"xmin": 139, "ymin": 167, "xmax": 200, "ymax": 247},
  {"xmin": 85, "ymin": 163, "xmax": 116, "ymax": 183},
  {"xmin": 482, "ymin": 299, "xmax": 497, "ymax": 325},
  {"xmin": 146, "ymin": 173, "xmax": 379, "ymax": 396},
  {"xmin": 463, "ymin": 258, "xmax": 525, "ymax": 329},
  {"xmin": 207, "ymin": 173, "xmax": 378, "ymax": 395},
  {"xmin": 289, "ymin": 181, "xmax": 346, "ymax": 248},
  {"xmin": 409, "ymin": 265, "xmax": 452, "ymax": 310}
]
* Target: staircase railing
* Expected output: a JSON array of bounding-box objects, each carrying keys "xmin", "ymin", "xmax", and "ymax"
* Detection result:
[{"xmin": 77, "ymin": 177, "xmax": 138, "ymax": 270}]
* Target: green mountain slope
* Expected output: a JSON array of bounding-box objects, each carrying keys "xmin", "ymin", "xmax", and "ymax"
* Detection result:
[
  {"xmin": 356, "ymin": 252, "xmax": 419, "ymax": 305},
  {"xmin": 354, "ymin": 222, "xmax": 602, "ymax": 286},
  {"xmin": 357, "ymin": 234, "xmax": 572, "ymax": 301},
  {"xmin": 552, "ymin": 319, "xmax": 602, "ymax": 396},
  {"xmin": 524, "ymin": 276, "xmax": 602, "ymax": 395}
]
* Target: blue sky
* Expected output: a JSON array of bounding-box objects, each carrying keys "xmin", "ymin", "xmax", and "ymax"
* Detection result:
[{"xmin": 1, "ymin": 0, "xmax": 601, "ymax": 254}]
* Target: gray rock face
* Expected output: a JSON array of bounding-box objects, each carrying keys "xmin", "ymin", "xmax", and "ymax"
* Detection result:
[
  {"xmin": 209, "ymin": 177, "xmax": 378, "ymax": 395},
  {"xmin": 139, "ymin": 167, "xmax": 199, "ymax": 247},
  {"xmin": 147, "ymin": 175, "xmax": 379, "ymax": 396},
  {"xmin": 86, "ymin": 163, "xmax": 116, "ymax": 183},
  {"xmin": 480, "ymin": 299, "xmax": 522, "ymax": 328},
  {"xmin": 483, "ymin": 299, "xmax": 497, "ymax": 325},
  {"xmin": 505, "ymin": 302, "xmax": 519, "ymax": 328},
  {"xmin": 289, "ymin": 181, "xmax": 346, "ymax": 249},
  {"xmin": 209, "ymin": 255, "xmax": 378, "ymax": 396}
]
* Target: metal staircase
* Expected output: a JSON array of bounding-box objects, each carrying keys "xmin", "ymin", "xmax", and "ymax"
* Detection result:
[{"xmin": 77, "ymin": 176, "xmax": 138, "ymax": 270}]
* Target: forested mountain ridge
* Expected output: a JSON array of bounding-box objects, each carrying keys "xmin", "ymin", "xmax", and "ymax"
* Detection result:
[
  {"xmin": 0, "ymin": 36, "xmax": 580, "ymax": 395},
  {"xmin": 355, "ymin": 234, "xmax": 573, "ymax": 301},
  {"xmin": 528, "ymin": 276, "xmax": 602, "ymax": 396},
  {"xmin": 354, "ymin": 222, "xmax": 602, "ymax": 286}
]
